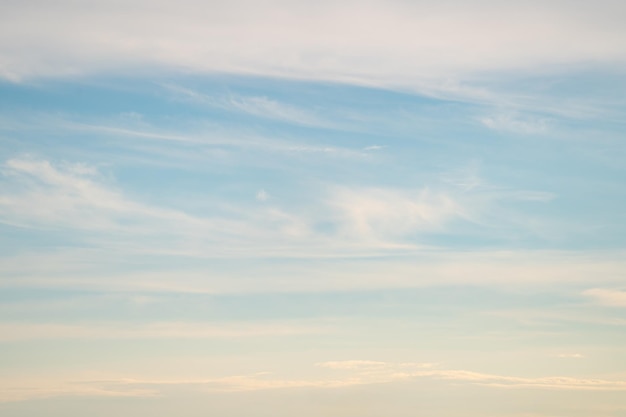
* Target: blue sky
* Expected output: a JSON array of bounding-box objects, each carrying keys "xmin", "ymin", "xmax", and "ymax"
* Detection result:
[{"xmin": 1, "ymin": 1, "xmax": 626, "ymax": 416}]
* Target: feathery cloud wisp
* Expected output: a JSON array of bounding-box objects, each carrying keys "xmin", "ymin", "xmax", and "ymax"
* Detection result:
[
  {"xmin": 583, "ymin": 288, "xmax": 626, "ymax": 307},
  {"xmin": 4, "ymin": 360, "xmax": 626, "ymax": 403},
  {"xmin": 2, "ymin": 0, "xmax": 626, "ymax": 91}
]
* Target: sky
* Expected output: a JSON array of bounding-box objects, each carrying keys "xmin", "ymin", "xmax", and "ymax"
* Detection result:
[{"xmin": 1, "ymin": 1, "xmax": 626, "ymax": 416}]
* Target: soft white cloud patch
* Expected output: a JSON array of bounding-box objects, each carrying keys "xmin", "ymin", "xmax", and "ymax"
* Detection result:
[
  {"xmin": 0, "ymin": 158, "xmax": 309, "ymax": 258},
  {"xmin": 328, "ymin": 187, "xmax": 467, "ymax": 240},
  {"xmin": 583, "ymin": 288, "xmax": 626, "ymax": 307},
  {"xmin": 480, "ymin": 112, "xmax": 551, "ymax": 134},
  {"xmin": 1, "ymin": 0, "xmax": 626, "ymax": 89},
  {"xmin": 0, "ymin": 321, "xmax": 329, "ymax": 342},
  {"xmin": 0, "ymin": 157, "xmax": 331, "ymax": 253},
  {"xmin": 556, "ymin": 353, "xmax": 584, "ymax": 359},
  {"xmin": 441, "ymin": 161, "xmax": 487, "ymax": 192},
  {"xmin": 4, "ymin": 360, "xmax": 626, "ymax": 402},
  {"xmin": 2, "ymin": 249, "xmax": 626, "ymax": 294},
  {"xmin": 0, "ymin": 157, "xmax": 477, "ymax": 257},
  {"xmin": 309, "ymin": 361, "xmax": 626, "ymax": 392},
  {"xmin": 483, "ymin": 307, "xmax": 626, "ymax": 327},
  {"xmin": 363, "ymin": 145, "xmax": 385, "ymax": 152},
  {"xmin": 0, "ymin": 379, "xmax": 156, "ymax": 403},
  {"xmin": 165, "ymin": 85, "xmax": 326, "ymax": 127},
  {"xmin": 64, "ymin": 119, "xmax": 361, "ymax": 157},
  {"xmin": 412, "ymin": 370, "xmax": 626, "ymax": 391},
  {"xmin": 0, "ymin": 157, "xmax": 232, "ymax": 234},
  {"xmin": 316, "ymin": 360, "xmax": 389, "ymax": 370},
  {"xmin": 0, "ymin": 158, "xmax": 130, "ymax": 229},
  {"xmin": 256, "ymin": 189, "xmax": 269, "ymax": 202}
]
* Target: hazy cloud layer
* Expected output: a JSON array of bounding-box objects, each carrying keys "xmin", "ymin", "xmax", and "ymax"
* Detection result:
[
  {"xmin": 4, "ymin": 360, "xmax": 626, "ymax": 403},
  {"xmin": 1, "ymin": 7, "xmax": 625, "ymax": 415},
  {"xmin": 2, "ymin": 0, "xmax": 626, "ymax": 88}
]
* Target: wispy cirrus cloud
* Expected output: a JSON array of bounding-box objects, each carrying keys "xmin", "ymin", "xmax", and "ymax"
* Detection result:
[
  {"xmin": 0, "ymin": 379, "xmax": 156, "ymax": 403},
  {"xmin": 0, "ymin": 157, "xmax": 229, "ymax": 233},
  {"xmin": 0, "ymin": 157, "xmax": 620, "ymax": 295},
  {"xmin": 317, "ymin": 360, "xmax": 392, "ymax": 370},
  {"xmin": 164, "ymin": 84, "xmax": 328, "ymax": 127},
  {"xmin": 312, "ymin": 360, "xmax": 626, "ymax": 392},
  {"xmin": 3, "ymin": 111, "xmax": 369, "ymax": 160},
  {"xmin": 4, "ymin": 360, "xmax": 626, "ymax": 403},
  {"xmin": 583, "ymin": 288, "xmax": 626, "ymax": 307},
  {"xmin": 328, "ymin": 186, "xmax": 468, "ymax": 240},
  {"xmin": 2, "ymin": 247, "xmax": 625, "ymax": 295},
  {"xmin": 2, "ymin": 1, "xmax": 626, "ymax": 88},
  {"xmin": 1, "ymin": 0, "xmax": 625, "ymax": 135},
  {"xmin": 0, "ymin": 157, "xmax": 468, "ymax": 257},
  {"xmin": 0, "ymin": 320, "xmax": 329, "ymax": 342},
  {"xmin": 480, "ymin": 112, "xmax": 551, "ymax": 135}
]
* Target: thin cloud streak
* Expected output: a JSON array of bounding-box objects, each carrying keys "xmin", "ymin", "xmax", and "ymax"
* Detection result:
[
  {"xmin": 4, "ymin": 360, "xmax": 626, "ymax": 403},
  {"xmin": 2, "ymin": 0, "xmax": 625, "ymax": 127},
  {"xmin": 0, "ymin": 157, "xmax": 475, "ymax": 258},
  {"xmin": 2, "ymin": 0, "xmax": 626, "ymax": 86},
  {"xmin": 0, "ymin": 157, "xmax": 245, "ymax": 236},
  {"xmin": 0, "ymin": 111, "xmax": 368, "ymax": 158},
  {"xmin": 0, "ymin": 321, "xmax": 330, "ymax": 342},
  {"xmin": 1, "ymin": 248, "xmax": 625, "ymax": 294},
  {"xmin": 583, "ymin": 288, "xmax": 626, "ymax": 307},
  {"xmin": 163, "ymin": 84, "xmax": 329, "ymax": 127}
]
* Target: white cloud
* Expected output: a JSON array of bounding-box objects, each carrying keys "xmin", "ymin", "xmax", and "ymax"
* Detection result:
[
  {"xmin": 480, "ymin": 112, "xmax": 551, "ymax": 135},
  {"xmin": 0, "ymin": 321, "xmax": 329, "ymax": 342},
  {"xmin": 0, "ymin": 379, "xmax": 156, "ymax": 403},
  {"xmin": 2, "ymin": 247, "xmax": 625, "ymax": 295},
  {"xmin": 583, "ymin": 288, "xmax": 626, "ymax": 307},
  {"xmin": 61, "ymin": 118, "xmax": 363, "ymax": 158},
  {"xmin": 164, "ymin": 84, "xmax": 326, "ymax": 127},
  {"xmin": 362, "ymin": 145, "xmax": 385, "ymax": 152},
  {"xmin": 256, "ymin": 189, "xmax": 269, "ymax": 202},
  {"xmin": 0, "ymin": 157, "xmax": 223, "ymax": 233},
  {"xmin": 483, "ymin": 307, "xmax": 626, "ymax": 327},
  {"xmin": 4, "ymin": 360, "xmax": 626, "ymax": 403},
  {"xmin": 0, "ymin": 157, "xmax": 473, "ymax": 259},
  {"xmin": 312, "ymin": 360, "xmax": 626, "ymax": 392},
  {"xmin": 1, "ymin": 0, "xmax": 625, "ymax": 93},
  {"xmin": 328, "ymin": 186, "xmax": 467, "ymax": 240},
  {"xmin": 0, "ymin": 157, "xmax": 620, "ymax": 293},
  {"xmin": 317, "ymin": 360, "xmax": 389, "ymax": 370},
  {"xmin": 0, "ymin": 157, "xmax": 326, "ymax": 253}
]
